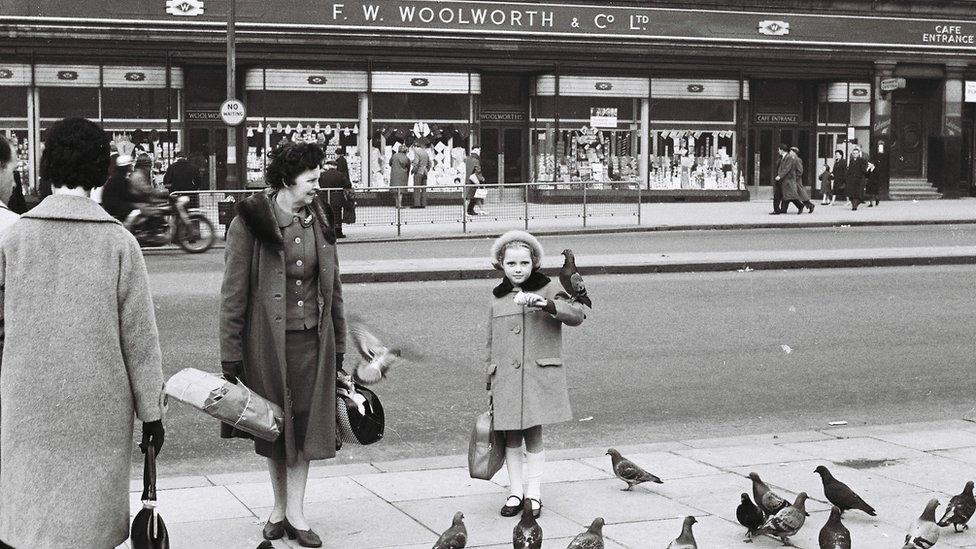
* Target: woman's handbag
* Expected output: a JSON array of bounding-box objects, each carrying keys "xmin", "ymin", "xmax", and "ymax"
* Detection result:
[
  {"xmin": 130, "ymin": 446, "xmax": 170, "ymax": 549},
  {"xmin": 468, "ymin": 399, "xmax": 505, "ymax": 480},
  {"xmin": 336, "ymin": 383, "xmax": 384, "ymax": 446},
  {"xmin": 165, "ymin": 368, "xmax": 284, "ymax": 442},
  {"xmin": 342, "ymin": 198, "xmax": 357, "ymax": 224}
]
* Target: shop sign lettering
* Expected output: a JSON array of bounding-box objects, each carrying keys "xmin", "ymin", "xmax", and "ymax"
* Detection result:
[
  {"xmin": 590, "ymin": 107, "xmax": 618, "ymax": 128},
  {"xmin": 186, "ymin": 110, "xmax": 221, "ymax": 121},
  {"xmin": 758, "ymin": 20, "xmax": 790, "ymax": 36},
  {"xmin": 754, "ymin": 113, "xmax": 798, "ymax": 124},
  {"xmin": 166, "ymin": 0, "xmax": 205, "ymax": 16},
  {"xmin": 220, "ymin": 99, "xmax": 247, "ymax": 126},
  {"xmin": 922, "ymin": 24, "xmax": 975, "ymax": 45},
  {"xmin": 481, "ymin": 111, "xmax": 525, "ymax": 121}
]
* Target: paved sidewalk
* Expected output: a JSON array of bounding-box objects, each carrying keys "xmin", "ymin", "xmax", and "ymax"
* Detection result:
[{"xmin": 122, "ymin": 419, "xmax": 976, "ymax": 549}]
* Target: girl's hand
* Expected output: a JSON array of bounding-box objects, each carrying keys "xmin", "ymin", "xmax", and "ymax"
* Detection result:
[{"xmin": 523, "ymin": 293, "xmax": 547, "ymax": 308}]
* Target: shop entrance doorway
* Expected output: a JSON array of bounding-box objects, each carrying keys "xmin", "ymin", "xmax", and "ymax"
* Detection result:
[
  {"xmin": 185, "ymin": 126, "xmax": 227, "ymax": 190},
  {"xmin": 480, "ymin": 126, "xmax": 525, "ymax": 185},
  {"xmin": 747, "ymin": 127, "xmax": 814, "ymax": 189},
  {"xmin": 891, "ymin": 102, "xmax": 925, "ymax": 177}
]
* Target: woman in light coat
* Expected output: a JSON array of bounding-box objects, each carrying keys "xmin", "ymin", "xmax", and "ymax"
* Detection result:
[
  {"xmin": 485, "ymin": 230, "xmax": 586, "ymax": 519},
  {"xmin": 0, "ymin": 118, "xmax": 165, "ymax": 549},
  {"xmin": 220, "ymin": 142, "xmax": 345, "ymax": 548}
]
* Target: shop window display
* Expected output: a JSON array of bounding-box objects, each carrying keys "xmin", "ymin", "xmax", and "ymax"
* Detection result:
[
  {"xmin": 816, "ymin": 83, "xmax": 871, "ymax": 168},
  {"xmin": 649, "ymin": 130, "xmax": 738, "ymax": 190},
  {"xmin": 369, "ymin": 123, "xmax": 469, "ymax": 188}
]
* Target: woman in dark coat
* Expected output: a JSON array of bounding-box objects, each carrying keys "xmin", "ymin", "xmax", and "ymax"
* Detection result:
[
  {"xmin": 831, "ymin": 150, "xmax": 847, "ymax": 205},
  {"xmin": 220, "ymin": 142, "xmax": 346, "ymax": 548},
  {"xmin": 845, "ymin": 146, "xmax": 870, "ymax": 210}
]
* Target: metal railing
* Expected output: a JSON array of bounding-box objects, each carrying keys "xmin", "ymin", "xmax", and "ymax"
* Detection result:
[{"xmin": 172, "ymin": 181, "xmax": 745, "ymax": 239}]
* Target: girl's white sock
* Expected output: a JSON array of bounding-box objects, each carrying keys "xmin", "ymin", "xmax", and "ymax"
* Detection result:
[
  {"xmin": 505, "ymin": 446, "xmax": 525, "ymax": 499},
  {"xmin": 524, "ymin": 450, "xmax": 545, "ymax": 501}
]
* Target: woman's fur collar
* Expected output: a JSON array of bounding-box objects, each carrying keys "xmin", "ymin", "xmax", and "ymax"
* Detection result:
[
  {"xmin": 235, "ymin": 190, "xmax": 335, "ymax": 251},
  {"xmin": 493, "ymin": 270, "xmax": 551, "ymax": 297}
]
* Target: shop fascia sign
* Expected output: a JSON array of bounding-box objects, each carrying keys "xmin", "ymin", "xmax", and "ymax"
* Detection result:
[
  {"xmin": 165, "ymin": 0, "xmax": 204, "ymax": 16},
  {"xmin": 880, "ymin": 77, "xmax": 907, "ymax": 92},
  {"xmin": 590, "ymin": 107, "xmax": 618, "ymax": 128},
  {"xmin": 966, "ymin": 81, "xmax": 976, "ymax": 103},
  {"xmin": 481, "ymin": 111, "xmax": 526, "ymax": 122},
  {"xmin": 754, "ymin": 113, "xmax": 798, "ymax": 124}
]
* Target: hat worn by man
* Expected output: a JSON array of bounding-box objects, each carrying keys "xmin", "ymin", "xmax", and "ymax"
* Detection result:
[{"xmin": 490, "ymin": 230, "xmax": 544, "ymax": 270}]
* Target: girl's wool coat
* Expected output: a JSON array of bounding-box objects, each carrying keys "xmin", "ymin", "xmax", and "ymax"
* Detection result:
[
  {"xmin": 486, "ymin": 273, "xmax": 585, "ymax": 430},
  {"xmin": 219, "ymin": 189, "xmax": 346, "ymax": 464},
  {"xmin": 0, "ymin": 195, "xmax": 165, "ymax": 549}
]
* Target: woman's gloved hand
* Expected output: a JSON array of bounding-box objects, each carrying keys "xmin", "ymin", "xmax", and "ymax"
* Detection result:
[
  {"xmin": 335, "ymin": 353, "xmax": 345, "ymax": 374},
  {"xmin": 222, "ymin": 360, "xmax": 243, "ymax": 384},
  {"xmin": 140, "ymin": 420, "xmax": 165, "ymax": 456}
]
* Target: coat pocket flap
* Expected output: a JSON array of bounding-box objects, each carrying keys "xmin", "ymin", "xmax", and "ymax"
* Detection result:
[{"xmin": 535, "ymin": 358, "xmax": 563, "ymax": 367}]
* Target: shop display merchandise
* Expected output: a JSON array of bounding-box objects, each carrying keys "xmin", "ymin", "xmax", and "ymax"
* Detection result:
[{"xmin": 649, "ymin": 130, "xmax": 739, "ymax": 190}]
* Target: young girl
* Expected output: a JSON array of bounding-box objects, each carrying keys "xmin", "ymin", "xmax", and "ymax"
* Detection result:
[
  {"xmin": 485, "ymin": 230, "xmax": 586, "ymax": 519},
  {"xmin": 819, "ymin": 159, "xmax": 833, "ymax": 205}
]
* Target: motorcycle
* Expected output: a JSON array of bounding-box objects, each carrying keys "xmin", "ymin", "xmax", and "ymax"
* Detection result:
[{"xmin": 125, "ymin": 194, "xmax": 216, "ymax": 253}]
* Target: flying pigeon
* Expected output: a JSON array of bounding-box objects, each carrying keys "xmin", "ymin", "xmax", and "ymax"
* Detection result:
[
  {"xmin": 347, "ymin": 317, "xmax": 403, "ymax": 385},
  {"xmin": 748, "ymin": 472, "xmax": 790, "ymax": 517},
  {"xmin": 606, "ymin": 448, "xmax": 663, "ymax": 491},
  {"xmin": 667, "ymin": 516, "xmax": 698, "ymax": 549},
  {"xmin": 938, "ymin": 480, "xmax": 975, "ymax": 532},
  {"xmin": 737, "ymin": 493, "xmax": 765, "ymax": 542},
  {"xmin": 814, "ymin": 465, "xmax": 876, "ymax": 516},
  {"xmin": 758, "ymin": 492, "xmax": 809, "ymax": 545},
  {"xmin": 819, "ymin": 506, "xmax": 852, "ymax": 549},
  {"xmin": 433, "ymin": 511, "xmax": 467, "ymax": 549},
  {"xmin": 903, "ymin": 499, "xmax": 940, "ymax": 549},
  {"xmin": 566, "ymin": 518, "xmax": 605, "ymax": 549},
  {"xmin": 513, "ymin": 498, "xmax": 543, "ymax": 549},
  {"xmin": 559, "ymin": 249, "xmax": 592, "ymax": 309}
]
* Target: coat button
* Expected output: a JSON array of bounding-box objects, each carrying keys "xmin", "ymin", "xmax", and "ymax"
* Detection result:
[
  {"xmin": 513, "ymin": 359, "xmax": 521, "ymax": 369},
  {"xmin": 298, "ymin": 300, "xmax": 304, "ymax": 307},
  {"xmin": 295, "ymin": 237, "xmax": 302, "ymax": 244},
  {"xmin": 513, "ymin": 325, "xmax": 521, "ymax": 334},
  {"xmin": 297, "ymin": 260, "xmax": 304, "ymax": 267},
  {"xmin": 274, "ymin": 294, "xmax": 282, "ymax": 299},
  {"xmin": 296, "ymin": 280, "xmax": 302, "ymax": 286}
]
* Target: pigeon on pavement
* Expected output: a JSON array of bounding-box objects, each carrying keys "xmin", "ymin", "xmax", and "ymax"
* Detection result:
[
  {"xmin": 256, "ymin": 542, "xmax": 274, "ymax": 549},
  {"xmin": 902, "ymin": 499, "xmax": 940, "ymax": 549},
  {"xmin": 938, "ymin": 480, "xmax": 976, "ymax": 532},
  {"xmin": 758, "ymin": 492, "xmax": 809, "ymax": 545},
  {"xmin": 667, "ymin": 516, "xmax": 698, "ymax": 549},
  {"xmin": 566, "ymin": 517, "xmax": 605, "ymax": 549},
  {"xmin": 748, "ymin": 472, "xmax": 790, "ymax": 517},
  {"xmin": 433, "ymin": 511, "xmax": 467, "ymax": 549},
  {"xmin": 513, "ymin": 498, "xmax": 543, "ymax": 549},
  {"xmin": 814, "ymin": 465, "xmax": 876, "ymax": 516},
  {"xmin": 606, "ymin": 448, "xmax": 663, "ymax": 491},
  {"xmin": 559, "ymin": 249, "xmax": 592, "ymax": 309},
  {"xmin": 819, "ymin": 506, "xmax": 852, "ymax": 549},
  {"xmin": 347, "ymin": 317, "xmax": 403, "ymax": 385},
  {"xmin": 737, "ymin": 493, "xmax": 765, "ymax": 542}
]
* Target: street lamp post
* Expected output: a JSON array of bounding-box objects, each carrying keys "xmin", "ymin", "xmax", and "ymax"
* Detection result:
[{"xmin": 225, "ymin": 0, "xmax": 238, "ymax": 188}]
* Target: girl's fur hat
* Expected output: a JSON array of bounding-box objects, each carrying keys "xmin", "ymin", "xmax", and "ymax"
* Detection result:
[{"xmin": 491, "ymin": 230, "xmax": 544, "ymax": 270}]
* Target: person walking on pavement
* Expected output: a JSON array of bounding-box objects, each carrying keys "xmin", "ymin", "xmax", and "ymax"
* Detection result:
[
  {"xmin": 845, "ymin": 145, "xmax": 870, "ymax": 211},
  {"xmin": 465, "ymin": 147, "xmax": 485, "ymax": 215},
  {"xmin": 0, "ymin": 118, "xmax": 166, "ymax": 549},
  {"xmin": 163, "ymin": 149, "xmax": 204, "ymax": 208},
  {"xmin": 0, "ymin": 137, "xmax": 21, "ymax": 231},
  {"xmin": 774, "ymin": 144, "xmax": 807, "ymax": 214},
  {"xmin": 486, "ymin": 230, "xmax": 587, "ymax": 520},
  {"xmin": 319, "ymin": 158, "xmax": 350, "ymax": 239},
  {"xmin": 789, "ymin": 146, "xmax": 816, "ymax": 213},
  {"xmin": 770, "ymin": 148, "xmax": 785, "ymax": 215},
  {"xmin": 389, "ymin": 143, "xmax": 411, "ymax": 207},
  {"xmin": 220, "ymin": 142, "xmax": 346, "ymax": 548},
  {"xmin": 865, "ymin": 156, "xmax": 881, "ymax": 207},
  {"xmin": 831, "ymin": 150, "xmax": 847, "ymax": 206},
  {"xmin": 819, "ymin": 159, "xmax": 833, "ymax": 205},
  {"xmin": 411, "ymin": 138, "xmax": 430, "ymax": 209}
]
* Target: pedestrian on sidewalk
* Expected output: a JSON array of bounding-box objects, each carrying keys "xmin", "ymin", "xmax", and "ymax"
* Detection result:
[
  {"xmin": 790, "ymin": 146, "xmax": 816, "ymax": 213},
  {"xmin": 0, "ymin": 118, "xmax": 166, "ymax": 549},
  {"xmin": 865, "ymin": 158, "xmax": 880, "ymax": 207},
  {"xmin": 411, "ymin": 138, "xmax": 430, "ymax": 209},
  {"xmin": 486, "ymin": 230, "xmax": 586, "ymax": 519},
  {"xmin": 389, "ymin": 143, "xmax": 411, "ymax": 208},
  {"xmin": 831, "ymin": 150, "xmax": 847, "ymax": 206},
  {"xmin": 464, "ymin": 147, "xmax": 486, "ymax": 215},
  {"xmin": 819, "ymin": 159, "xmax": 833, "ymax": 205},
  {"xmin": 220, "ymin": 142, "xmax": 345, "ymax": 548},
  {"xmin": 318, "ymin": 158, "xmax": 350, "ymax": 239},
  {"xmin": 774, "ymin": 144, "xmax": 807, "ymax": 214},
  {"xmin": 845, "ymin": 145, "xmax": 870, "ymax": 210},
  {"xmin": 0, "ymin": 137, "xmax": 21, "ymax": 232},
  {"xmin": 770, "ymin": 148, "xmax": 785, "ymax": 215}
]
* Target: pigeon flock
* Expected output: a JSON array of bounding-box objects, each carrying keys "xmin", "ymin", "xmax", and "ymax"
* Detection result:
[{"xmin": 423, "ymin": 449, "xmax": 975, "ymax": 548}]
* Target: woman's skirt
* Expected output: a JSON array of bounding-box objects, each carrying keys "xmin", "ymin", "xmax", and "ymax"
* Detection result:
[{"xmin": 254, "ymin": 328, "xmax": 319, "ymax": 458}]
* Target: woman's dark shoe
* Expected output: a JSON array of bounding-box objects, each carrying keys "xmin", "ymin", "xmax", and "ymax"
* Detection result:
[
  {"xmin": 875, "ymin": 200, "xmax": 880, "ymax": 206},
  {"xmin": 283, "ymin": 519, "xmax": 323, "ymax": 548},
  {"xmin": 527, "ymin": 498, "xmax": 543, "ymax": 519},
  {"xmin": 807, "ymin": 203, "xmax": 815, "ymax": 213},
  {"xmin": 501, "ymin": 495, "xmax": 523, "ymax": 517},
  {"xmin": 263, "ymin": 520, "xmax": 285, "ymax": 540}
]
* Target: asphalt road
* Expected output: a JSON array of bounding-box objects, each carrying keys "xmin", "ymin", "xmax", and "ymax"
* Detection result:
[{"xmin": 144, "ymin": 262, "xmax": 976, "ymax": 476}]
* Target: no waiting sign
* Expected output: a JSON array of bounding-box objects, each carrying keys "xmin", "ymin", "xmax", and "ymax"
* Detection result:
[{"xmin": 220, "ymin": 99, "xmax": 246, "ymax": 126}]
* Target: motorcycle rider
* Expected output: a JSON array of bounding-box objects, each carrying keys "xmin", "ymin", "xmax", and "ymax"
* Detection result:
[{"xmin": 100, "ymin": 151, "xmax": 169, "ymax": 235}]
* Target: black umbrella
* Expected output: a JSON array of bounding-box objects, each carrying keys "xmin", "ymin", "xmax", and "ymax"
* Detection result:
[{"xmin": 131, "ymin": 445, "xmax": 169, "ymax": 549}]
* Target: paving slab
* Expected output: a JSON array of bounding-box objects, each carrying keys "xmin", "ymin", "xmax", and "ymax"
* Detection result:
[
  {"xmin": 226, "ymin": 476, "xmax": 376, "ymax": 509},
  {"xmin": 394, "ymin": 492, "xmax": 585, "ymax": 547},
  {"xmin": 491, "ymin": 457, "xmax": 613, "ymax": 487},
  {"xmin": 467, "ymin": 536, "xmax": 628, "ymax": 549},
  {"xmin": 372, "ymin": 454, "xmax": 468, "ymax": 473},
  {"xmin": 162, "ymin": 517, "xmax": 267, "ymax": 549},
  {"xmin": 933, "ymin": 446, "xmax": 976, "ymax": 466},
  {"xmin": 350, "ymin": 467, "xmax": 506, "ymax": 502},
  {"xmin": 872, "ymin": 429, "xmax": 976, "ymax": 452},
  {"xmin": 548, "ymin": 440, "xmax": 690, "ymax": 460},
  {"xmin": 603, "ymin": 515, "xmax": 742, "ymax": 548},
  {"xmin": 675, "ymin": 443, "xmax": 813, "ymax": 468},
  {"xmin": 255, "ymin": 497, "xmax": 437, "ymax": 548},
  {"xmin": 650, "ymin": 472, "xmax": 753, "ymax": 518},
  {"xmin": 827, "ymin": 420, "xmax": 976, "ymax": 438},
  {"xmin": 781, "ymin": 437, "xmax": 932, "ymax": 463},
  {"xmin": 580, "ymin": 451, "xmax": 722, "ymax": 482},
  {"xmin": 681, "ymin": 430, "xmax": 837, "ymax": 449},
  {"xmin": 128, "ymin": 474, "xmax": 211, "ymax": 493},
  {"xmin": 540, "ymin": 478, "xmax": 700, "ymax": 525},
  {"xmin": 869, "ymin": 455, "xmax": 976, "ymax": 493},
  {"xmin": 128, "ymin": 486, "xmax": 253, "ymax": 524}
]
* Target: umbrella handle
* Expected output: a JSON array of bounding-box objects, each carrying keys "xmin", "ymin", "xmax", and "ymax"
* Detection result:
[{"xmin": 141, "ymin": 445, "xmax": 157, "ymax": 503}]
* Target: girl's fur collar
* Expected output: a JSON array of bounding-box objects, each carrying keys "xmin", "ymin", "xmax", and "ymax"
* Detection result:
[
  {"xmin": 493, "ymin": 270, "xmax": 551, "ymax": 298},
  {"xmin": 235, "ymin": 190, "xmax": 335, "ymax": 251}
]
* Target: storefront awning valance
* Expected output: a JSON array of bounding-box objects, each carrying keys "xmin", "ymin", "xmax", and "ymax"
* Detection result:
[
  {"xmin": 651, "ymin": 79, "xmax": 748, "ymax": 100},
  {"xmin": 370, "ymin": 72, "xmax": 480, "ymax": 94},
  {"xmin": 533, "ymin": 75, "xmax": 649, "ymax": 98},
  {"xmin": 819, "ymin": 82, "xmax": 871, "ymax": 103},
  {"xmin": 34, "ymin": 64, "xmax": 184, "ymax": 88},
  {"xmin": 245, "ymin": 69, "xmax": 368, "ymax": 92},
  {"xmin": 0, "ymin": 64, "xmax": 31, "ymax": 86}
]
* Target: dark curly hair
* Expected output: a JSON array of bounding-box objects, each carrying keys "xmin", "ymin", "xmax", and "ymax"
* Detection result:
[
  {"xmin": 266, "ymin": 142, "xmax": 325, "ymax": 189},
  {"xmin": 0, "ymin": 136, "xmax": 12, "ymax": 167},
  {"xmin": 39, "ymin": 118, "xmax": 110, "ymax": 191}
]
